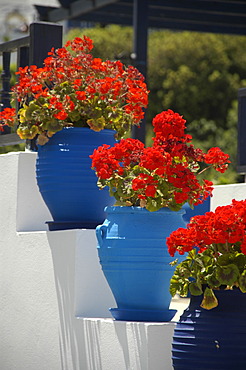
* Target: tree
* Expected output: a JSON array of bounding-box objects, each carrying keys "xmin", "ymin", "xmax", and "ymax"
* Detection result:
[{"xmin": 66, "ymin": 25, "xmax": 246, "ymax": 183}]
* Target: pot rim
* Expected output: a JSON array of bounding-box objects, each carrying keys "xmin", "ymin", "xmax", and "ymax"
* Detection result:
[{"xmin": 104, "ymin": 205, "xmax": 185, "ymax": 215}]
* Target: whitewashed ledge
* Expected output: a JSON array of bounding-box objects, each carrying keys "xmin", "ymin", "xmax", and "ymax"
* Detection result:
[
  {"xmin": 0, "ymin": 151, "xmax": 245, "ymax": 370},
  {"xmin": 77, "ymin": 297, "xmax": 190, "ymax": 370}
]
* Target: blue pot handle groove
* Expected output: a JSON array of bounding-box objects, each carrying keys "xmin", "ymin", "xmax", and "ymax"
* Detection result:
[{"xmin": 96, "ymin": 224, "xmax": 108, "ymax": 247}]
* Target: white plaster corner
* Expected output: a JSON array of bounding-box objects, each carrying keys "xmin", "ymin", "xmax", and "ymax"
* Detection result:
[
  {"xmin": 74, "ymin": 229, "xmax": 116, "ymax": 318},
  {"xmin": 16, "ymin": 152, "xmax": 52, "ymax": 232}
]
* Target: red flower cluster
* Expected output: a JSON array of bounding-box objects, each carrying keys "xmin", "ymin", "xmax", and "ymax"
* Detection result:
[
  {"xmin": 0, "ymin": 36, "xmax": 149, "ymax": 143},
  {"xmin": 204, "ymin": 147, "xmax": 230, "ymax": 173},
  {"xmin": 0, "ymin": 108, "xmax": 16, "ymax": 129},
  {"xmin": 167, "ymin": 199, "xmax": 246, "ymax": 257},
  {"xmin": 91, "ymin": 109, "xmax": 230, "ymax": 211},
  {"xmin": 153, "ymin": 109, "xmax": 188, "ymax": 144},
  {"xmin": 91, "ymin": 138, "xmax": 144, "ymax": 180}
]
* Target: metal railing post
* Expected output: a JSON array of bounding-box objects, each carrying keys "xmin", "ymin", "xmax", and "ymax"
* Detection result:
[
  {"xmin": 1, "ymin": 52, "xmax": 11, "ymax": 134},
  {"xmin": 0, "ymin": 22, "xmax": 63, "ymax": 148},
  {"xmin": 29, "ymin": 22, "xmax": 63, "ymax": 67},
  {"xmin": 26, "ymin": 22, "xmax": 63, "ymax": 150}
]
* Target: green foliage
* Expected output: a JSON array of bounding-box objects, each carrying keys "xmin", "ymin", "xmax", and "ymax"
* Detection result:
[
  {"xmin": 0, "ymin": 144, "xmax": 25, "ymax": 154},
  {"xmin": 0, "ymin": 36, "xmax": 148, "ymax": 145},
  {"xmin": 189, "ymin": 281, "xmax": 203, "ymax": 296},
  {"xmin": 239, "ymin": 271, "xmax": 246, "ymax": 292},
  {"xmin": 2, "ymin": 25, "xmax": 246, "ymax": 184},
  {"xmin": 200, "ymin": 287, "xmax": 218, "ymax": 309},
  {"xmin": 66, "ymin": 26, "xmax": 246, "ymax": 184},
  {"xmin": 65, "ymin": 25, "xmax": 133, "ymax": 61},
  {"xmin": 148, "ymin": 31, "xmax": 246, "ymax": 123},
  {"xmin": 170, "ymin": 248, "xmax": 246, "ymax": 309}
]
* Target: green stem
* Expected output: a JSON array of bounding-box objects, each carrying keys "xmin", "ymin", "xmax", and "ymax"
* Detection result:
[{"xmin": 198, "ymin": 165, "xmax": 212, "ymax": 175}]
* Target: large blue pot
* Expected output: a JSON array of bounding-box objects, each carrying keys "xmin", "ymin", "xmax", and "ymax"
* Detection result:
[
  {"xmin": 96, "ymin": 206, "xmax": 186, "ymax": 322},
  {"xmin": 182, "ymin": 197, "xmax": 210, "ymax": 224},
  {"xmin": 172, "ymin": 289, "xmax": 246, "ymax": 369},
  {"xmin": 36, "ymin": 127, "xmax": 115, "ymax": 230}
]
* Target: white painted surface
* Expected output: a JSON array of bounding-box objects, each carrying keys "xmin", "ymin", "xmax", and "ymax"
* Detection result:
[
  {"xmin": 211, "ymin": 183, "xmax": 246, "ymax": 210},
  {"xmin": 0, "ymin": 151, "xmax": 244, "ymax": 369},
  {"xmin": 17, "ymin": 152, "xmax": 52, "ymax": 232},
  {"xmin": 78, "ymin": 318, "xmax": 176, "ymax": 370}
]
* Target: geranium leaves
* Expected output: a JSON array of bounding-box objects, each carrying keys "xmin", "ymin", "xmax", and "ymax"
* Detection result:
[
  {"xmin": 169, "ymin": 242, "xmax": 246, "ymax": 306},
  {"xmin": 169, "ymin": 275, "xmax": 189, "ymax": 298},
  {"xmin": 216, "ymin": 253, "xmax": 246, "ymax": 287},
  {"xmin": 1, "ymin": 36, "xmax": 149, "ymax": 143},
  {"xmin": 217, "ymin": 252, "xmax": 246, "ymax": 269},
  {"xmin": 216, "ymin": 264, "xmax": 240, "ymax": 286},
  {"xmin": 201, "ymin": 287, "xmax": 218, "ymax": 310},
  {"xmin": 166, "ymin": 199, "xmax": 246, "ymax": 309},
  {"xmin": 189, "ymin": 282, "xmax": 203, "ymax": 296},
  {"xmin": 239, "ymin": 272, "xmax": 246, "ymax": 293},
  {"xmin": 206, "ymin": 273, "xmax": 221, "ymax": 288}
]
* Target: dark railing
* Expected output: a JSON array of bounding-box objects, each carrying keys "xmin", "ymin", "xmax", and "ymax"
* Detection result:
[{"xmin": 0, "ymin": 22, "xmax": 63, "ymax": 150}]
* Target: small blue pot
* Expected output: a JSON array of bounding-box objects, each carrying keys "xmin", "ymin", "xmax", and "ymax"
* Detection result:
[
  {"xmin": 96, "ymin": 206, "xmax": 186, "ymax": 321},
  {"xmin": 172, "ymin": 289, "xmax": 246, "ymax": 369},
  {"xmin": 36, "ymin": 127, "xmax": 115, "ymax": 230}
]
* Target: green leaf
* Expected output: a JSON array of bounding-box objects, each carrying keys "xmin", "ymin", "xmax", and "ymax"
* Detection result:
[
  {"xmin": 117, "ymin": 187, "xmax": 132, "ymax": 199},
  {"xmin": 216, "ymin": 264, "xmax": 240, "ymax": 285},
  {"xmin": 133, "ymin": 166, "xmax": 150, "ymax": 175},
  {"xmin": 195, "ymin": 255, "xmax": 206, "ymax": 269},
  {"xmin": 206, "ymin": 265, "xmax": 215, "ymax": 275},
  {"xmin": 234, "ymin": 253, "xmax": 246, "ymax": 271},
  {"xmin": 114, "ymin": 200, "xmax": 128, "ymax": 206},
  {"xmin": 179, "ymin": 282, "xmax": 189, "ymax": 297},
  {"xmin": 109, "ymin": 187, "xmax": 116, "ymax": 197},
  {"xmin": 239, "ymin": 272, "xmax": 246, "ymax": 293},
  {"xmin": 169, "ymin": 258, "xmax": 179, "ymax": 267},
  {"xmin": 187, "ymin": 249, "xmax": 197, "ymax": 259},
  {"xmin": 112, "ymin": 191, "xmax": 121, "ymax": 201},
  {"xmin": 169, "ymin": 276, "xmax": 181, "ymax": 297},
  {"xmin": 202, "ymin": 255, "xmax": 213, "ymax": 266},
  {"xmin": 217, "ymin": 243, "xmax": 229, "ymax": 254},
  {"xmin": 189, "ymin": 282, "xmax": 203, "ymax": 296},
  {"xmin": 158, "ymin": 180, "xmax": 169, "ymax": 196},
  {"xmin": 146, "ymin": 199, "xmax": 161, "ymax": 212},
  {"xmin": 168, "ymin": 202, "xmax": 182, "ymax": 212},
  {"xmin": 179, "ymin": 267, "xmax": 192, "ymax": 279},
  {"xmin": 206, "ymin": 273, "xmax": 221, "ymax": 288},
  {"xmin": 217, "ymin": 254, "xmax": 231, "ymax": 266},
  {"xmin": 200, "ymin": 287, "xmax": 218, "ymax": 310}
]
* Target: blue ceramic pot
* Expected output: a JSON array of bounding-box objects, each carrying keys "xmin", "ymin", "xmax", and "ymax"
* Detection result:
[
  {"xmin": 96, "ymin": 206, "xmax": 186, "ymax": 321},
  {"xmin": 36, "ymin": 127, "xmax": 115, "ymax": 230},
  {"xmin": 172, "ymin": 288, "xmax": 246, "ymax": 369},
  {"xmin": 182, "ymin": 197, "xmax": 210, "ymax": 224}
]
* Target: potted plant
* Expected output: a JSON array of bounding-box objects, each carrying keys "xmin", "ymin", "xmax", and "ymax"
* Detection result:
[
  {"xmin": 167, "ymin": 199, "xmax": 246, "ymax": 369},
  {"xmin": 91, "ymin": 109, "xmax": 230, "ymax": 321},
  {"xmin": 0, "ymin": 36, "xmax": 148, "ymax": 230}
]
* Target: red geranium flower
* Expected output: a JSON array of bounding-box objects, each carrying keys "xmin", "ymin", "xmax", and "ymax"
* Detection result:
[
  {"xmin": 91, "ymin": 110, "xmax": 230, "ymax": 212},
  {"xmin": 0, "ymin": 36, "xmax": 149, "ymax": 144}
]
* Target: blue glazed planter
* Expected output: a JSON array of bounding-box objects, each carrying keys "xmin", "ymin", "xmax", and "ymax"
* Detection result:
[
  {"xmin": 36, "ymin": 127, "xmax": 115, "ymax": 230},
  {"xmin": 182, "ymin": 197, "xmax": 210, "ymax": 224},
  {"xmin": 96, "ymin": 206, "xmax": 186, "ymax": 322},
  {"xmin": 172, "ymin": 289, "xmax": 246, "ymax": 369}
]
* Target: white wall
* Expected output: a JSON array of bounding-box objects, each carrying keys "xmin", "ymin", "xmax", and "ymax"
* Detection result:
[
  {"xmin": 210, "ymin": 182, "xmax": 246, "ymax": 210},
  {"xmin": 1, "ymin": 151, "xmax": 245, "ymax": 370}
]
